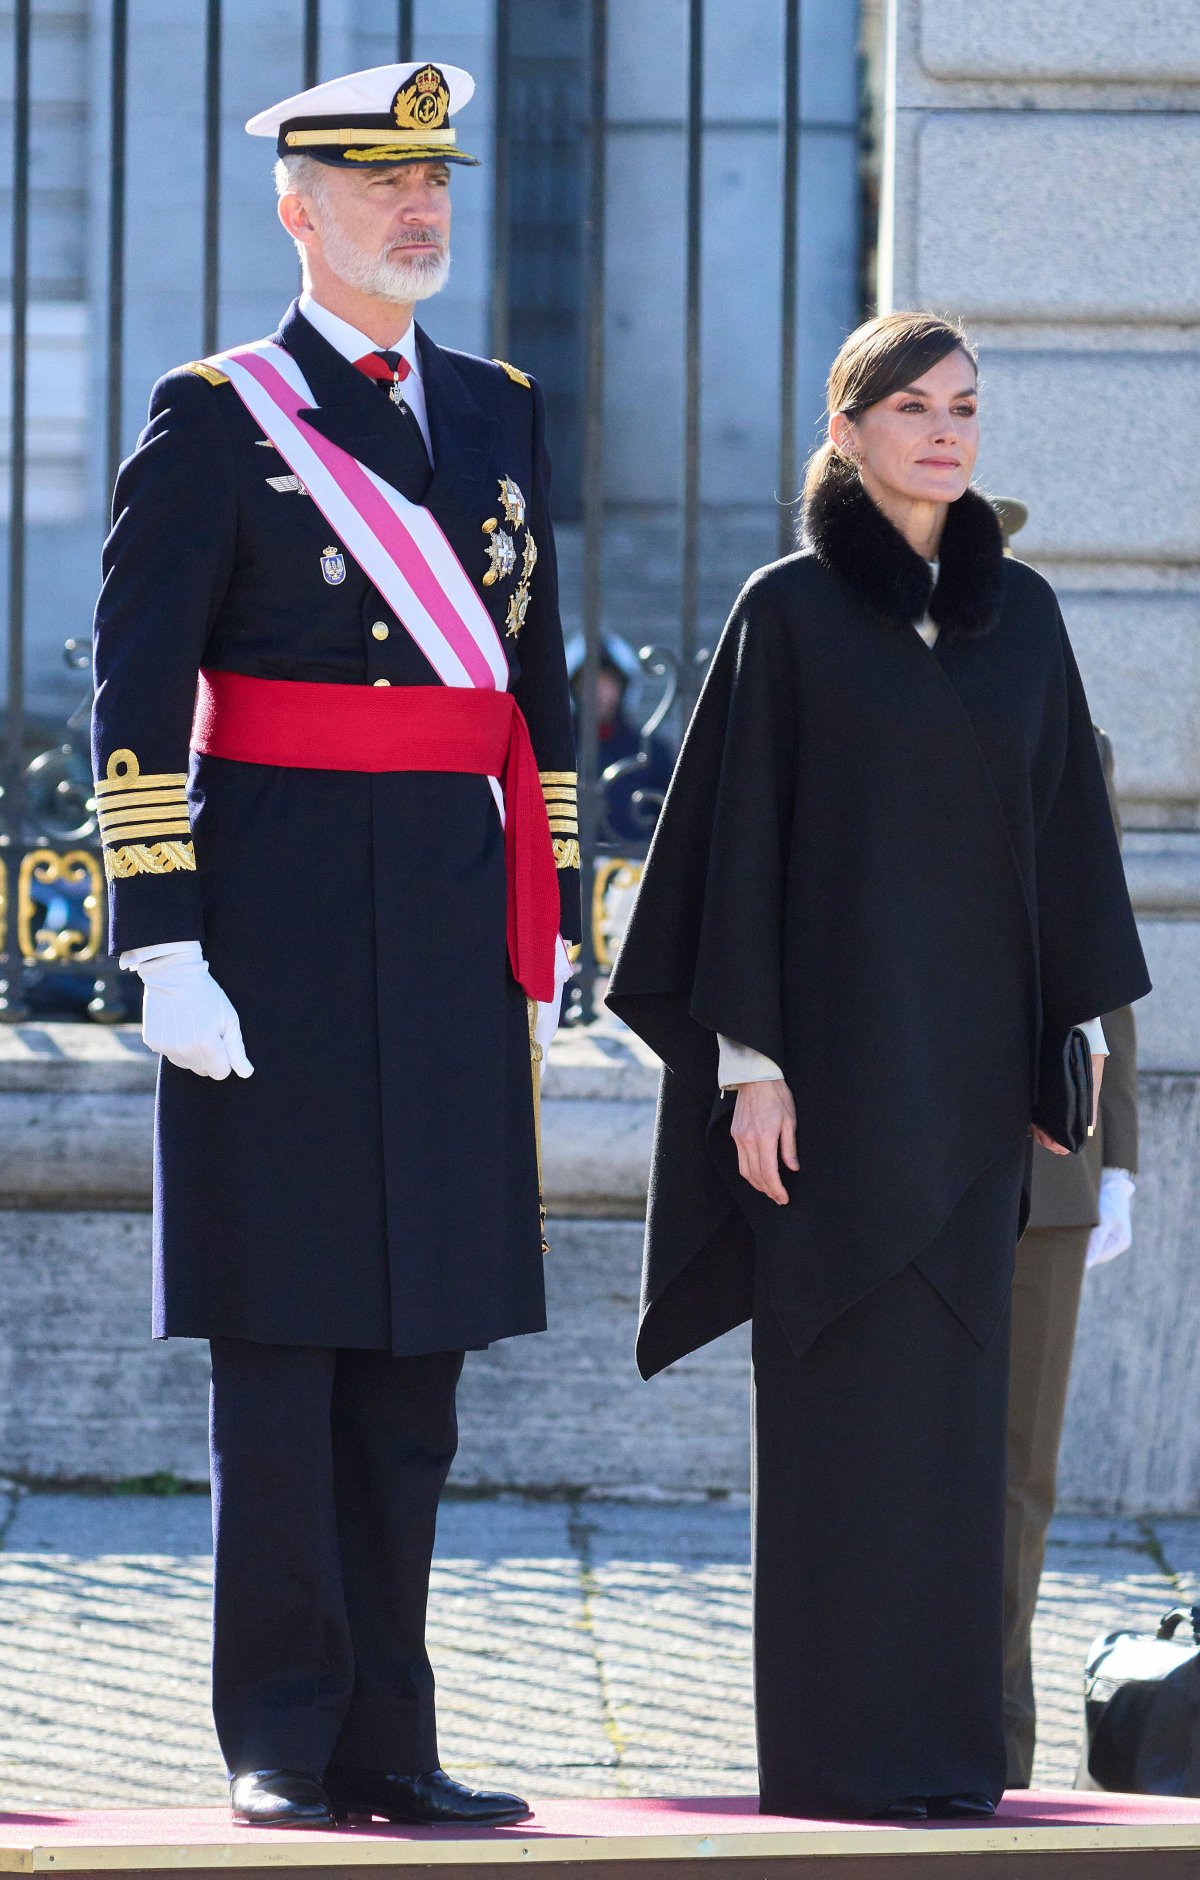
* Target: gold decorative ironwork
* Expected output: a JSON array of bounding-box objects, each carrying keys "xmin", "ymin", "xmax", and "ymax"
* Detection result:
[
  {"xmin": 0, "ymin": 857, "xmax": 7, "ymax": 955},
  {"xmin": 17, "ymin": 849, "xmax": 105, "ymax": 964},
  {"xmin": 592, "ymin": 857, "xmax": 644, "ymax": 969},
  {"xmin": 104, "ymin": 840, "xmax": 197, "ymax": 880}
]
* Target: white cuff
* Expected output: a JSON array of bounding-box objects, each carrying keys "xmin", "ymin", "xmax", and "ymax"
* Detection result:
[
  {"xmin": 717, "ymin": 1034, "xmax": 784, "ymax": 1089},
  {"xmin": 119, "ymin": 939, "xmax": 204, "ymax": 972},
  {"xmin": 1079, "ymin": 1016, "xmax": 1108, "ymax": 1056}
]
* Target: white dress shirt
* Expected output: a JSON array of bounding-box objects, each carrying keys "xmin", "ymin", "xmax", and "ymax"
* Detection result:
[
  {"xmin": 298, "ymin": 290, "xmax": 433, "ymax": 461},
  {"xmin": 716, "ymin": 563, "xmax": 1106, "ymax": 1087}
]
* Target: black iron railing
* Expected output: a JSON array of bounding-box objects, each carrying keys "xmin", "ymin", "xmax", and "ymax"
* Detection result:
[{"xmin": 0, "ymin": 0, "xmax": 812, "ymax": 1024}]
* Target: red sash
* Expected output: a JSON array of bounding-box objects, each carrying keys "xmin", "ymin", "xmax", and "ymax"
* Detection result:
[{"xmin": 192, "ymin": 669, "xmax": 559, "ymax": 1002}]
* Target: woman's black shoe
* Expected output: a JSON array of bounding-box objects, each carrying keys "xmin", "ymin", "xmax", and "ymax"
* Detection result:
[
  {"xmin": 230, "ymin": 1770, "xmax": 336, "ymax": 1828},
  {"xmin": 874, "ymin": 1797, "xmax": 928, "ymax": 1821},
  {"xmin": 326, "ymin": 1766, "xmax": 530, "ymax": 1826},
  {"xmin": 927, "ymin": 1793, "xmax": 997, "ymax": 1819}
]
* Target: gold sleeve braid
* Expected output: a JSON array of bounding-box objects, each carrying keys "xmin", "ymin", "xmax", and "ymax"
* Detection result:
[
  {"xmin": 96, "ymin": 749, "xmax": 195, "ymax": 880},
  {"xmin": 540, "ymin": 771, "xmax": 579, "ymax": 869}
]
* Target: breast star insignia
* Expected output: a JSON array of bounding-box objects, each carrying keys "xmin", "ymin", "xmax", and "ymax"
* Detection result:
[
  {"xmin": 521, "ymin": 533, "xmax": 538, "ymax": 583},
  {"xmin": 481, "ymin": 521, "xmax": 517, "ymax": 587},
  {"xmin": 505, "ymin": 584, "xmax": 531, "ymax": 638},
  {"xmin": 498, "ymin": 476, "xmax": 526, "ymax": 531}
]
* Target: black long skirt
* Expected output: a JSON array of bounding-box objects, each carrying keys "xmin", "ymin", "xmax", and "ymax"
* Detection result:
[{"xmin": 751, "ymin": 1138, "xmax": 1027, "ymax": 1820}]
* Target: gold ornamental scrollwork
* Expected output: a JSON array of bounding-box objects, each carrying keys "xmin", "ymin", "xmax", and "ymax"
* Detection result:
[
  {"xmin": 0, "ymin": 858, "xmax": 7, "ymax": 954},
  {"xmin": 592, "ymin": 857, "xmax": 644, "ymax": 971},
  {"xmin": 17, "ymin": 848, "xmax": 105, "ymax": 963}
]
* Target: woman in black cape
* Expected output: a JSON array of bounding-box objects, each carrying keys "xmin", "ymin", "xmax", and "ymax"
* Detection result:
[{"xmin": 607, "ymin": 312, "xmax": 1150, "ymax": 1821}]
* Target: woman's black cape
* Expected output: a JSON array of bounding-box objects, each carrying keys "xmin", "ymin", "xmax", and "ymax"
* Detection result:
[{"xmin": 607, "ymin": 484, "xmax": 1150, "ymax": 1378}]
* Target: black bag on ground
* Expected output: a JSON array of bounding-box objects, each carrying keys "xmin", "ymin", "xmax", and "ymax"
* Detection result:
[
  {"xmin": 1080, "ymin": 1608, "xmax": 1200, "ymax": 1795},
  {"xmin": 1033, "ymin": 1023, "xmax": 1094, "ymax": 1154}
]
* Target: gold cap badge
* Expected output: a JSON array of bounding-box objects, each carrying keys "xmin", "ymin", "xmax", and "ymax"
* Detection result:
[
  {"xmin": 246, "ymin": 61, "xmax": 479, "ymax": 167},
  {"xmin": 393, "ymin": 64, "xmax": 450, "ymax": 131}
]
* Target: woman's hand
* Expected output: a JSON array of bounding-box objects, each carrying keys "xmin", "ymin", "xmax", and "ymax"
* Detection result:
[
  {"xmin": 730, "ymin": 1079, "xmax": 799, "ymax": 1205},
  {"xmin": 1031, "ymin": 1052, "xmax": 1106, "ymax": 1156},
  {"xmin": 1091, "ymin": 1051, "xmax": 1105, "ymax": 1132}
]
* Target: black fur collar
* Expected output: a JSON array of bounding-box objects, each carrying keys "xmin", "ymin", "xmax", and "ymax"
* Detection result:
[{"xmin": 804, "ymin": 468, "xmax": 1006, "ymax": 640}]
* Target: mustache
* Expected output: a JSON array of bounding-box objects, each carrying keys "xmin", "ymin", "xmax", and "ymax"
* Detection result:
[{"xmin": 388, "ymin": 229, "xmax": 446, "ymax": 254}]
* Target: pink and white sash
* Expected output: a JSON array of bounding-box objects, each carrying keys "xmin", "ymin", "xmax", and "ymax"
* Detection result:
[{"xmin": 212, "ymin": 339, "xmax": 510, "ymax": 693}]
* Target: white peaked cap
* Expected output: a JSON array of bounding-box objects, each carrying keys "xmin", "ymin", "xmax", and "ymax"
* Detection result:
[{"xmin": 246, "ymin": 62, "xmax": 479, "ymax": 167}]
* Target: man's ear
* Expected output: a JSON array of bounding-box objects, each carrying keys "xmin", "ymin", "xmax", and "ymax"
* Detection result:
[{"xmin": 277, "ymin": 192, "xmax": 317, "ymax": 246}]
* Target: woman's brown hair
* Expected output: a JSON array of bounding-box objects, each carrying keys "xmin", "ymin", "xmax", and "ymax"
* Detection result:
[{"xmin": 803, "ymin": 311, "xmax": 977, "ymax": 507}]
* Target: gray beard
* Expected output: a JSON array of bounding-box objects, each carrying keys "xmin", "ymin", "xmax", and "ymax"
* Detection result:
[{"xmin": 319, "ymin": 220, "xmax": 451, "ymax": 304}]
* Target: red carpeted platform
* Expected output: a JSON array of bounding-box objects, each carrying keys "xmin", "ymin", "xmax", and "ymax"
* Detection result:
[{"xmin": 3, "ymin": 1794, "xmax": 1200, "ymax": 1879}]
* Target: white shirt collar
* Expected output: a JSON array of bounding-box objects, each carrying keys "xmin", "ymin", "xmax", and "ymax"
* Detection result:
[{"xmin": 298, "ymin": 291, "xmax": 421, "ymax": 379}]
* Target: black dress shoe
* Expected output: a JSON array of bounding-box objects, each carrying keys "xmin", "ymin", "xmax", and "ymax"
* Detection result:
[
  {"xmin": 927, "ymin": 1793, "xmax": 997, "ymax": 1819},
  {"xmin": 326, "ymin": 1766, "xmax": 530, "ymax": 1826},
  {"xmin": 230, "ymin": 1769, "xmax": 336, "ymax": 1828},
  {"xmin": 874, "ymin": 1797, "xmax": 928, "ymax": 1821}
]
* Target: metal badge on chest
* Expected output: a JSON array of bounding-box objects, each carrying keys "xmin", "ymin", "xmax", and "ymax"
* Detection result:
[{"xmin": 481, "ymin": 475, "xmax": 537, "ymax": 636}]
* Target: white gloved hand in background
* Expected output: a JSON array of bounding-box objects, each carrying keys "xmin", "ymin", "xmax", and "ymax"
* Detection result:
[
  {"xmin": 534, "ymin": 935, "xmax": 575, "ymax": 1067},
  {"xmin": 1086, "ymin": 1167, "xmax": 1135, "ymax": 1271},
  {"xmin": 120, "ymin": 940, "xmax": 253, "ymax": 1081}
]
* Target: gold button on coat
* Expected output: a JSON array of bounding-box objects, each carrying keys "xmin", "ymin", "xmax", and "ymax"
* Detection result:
[
  {"xmin": 373, "ymin": 678, "xmax": 391, "ymax": 687},
  {"xmin": 371, "ymin": 622, "xmax": 389, "ymax": 640}
]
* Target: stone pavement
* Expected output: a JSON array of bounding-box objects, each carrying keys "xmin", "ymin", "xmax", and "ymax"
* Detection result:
[{"xmin": 0, "ymin": 1487, "xmax": 1197, "ymax": 1811}]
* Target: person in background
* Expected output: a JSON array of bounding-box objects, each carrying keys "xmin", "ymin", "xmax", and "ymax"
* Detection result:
[
  {"xmin": 1004, "ymin": 714, "xmax": 1139, "ymax": 1787},
  {"xmin": 566, "ymin": 633, "xmax": 675, "ymax": 845}
]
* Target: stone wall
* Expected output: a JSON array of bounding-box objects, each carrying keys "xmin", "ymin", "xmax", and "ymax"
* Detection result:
[
  {"xmin": 0, "ymin": 1023, "xmax": 1196, "ymax": 1513},
  {"xmin": 880, "ymin": 0, "xmax": 1200, "ymax": 1075}
]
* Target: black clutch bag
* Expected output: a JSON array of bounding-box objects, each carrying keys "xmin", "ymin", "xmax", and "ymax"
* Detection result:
[{"xmin": 1032, "ymin": 1023, "xmax": 1094, "ymax": 1155}]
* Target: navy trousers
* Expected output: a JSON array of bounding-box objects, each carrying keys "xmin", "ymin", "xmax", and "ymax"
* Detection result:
[{"xmin": 209, "ymin": 1338, "xmax": 465, "ymax": 1778}]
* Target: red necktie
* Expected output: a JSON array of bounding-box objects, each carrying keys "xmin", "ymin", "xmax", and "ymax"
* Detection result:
[{"xmin": 354, "ymin": 351, "xmax": 412, "ymax": 384}]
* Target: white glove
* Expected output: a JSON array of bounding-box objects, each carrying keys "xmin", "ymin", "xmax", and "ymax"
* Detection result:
[
  {"xmin": 121, "ymin": 940, "xmax": 254, "ymax": 1081},
  {"xmin": 534, "ymin": 936, "xmax": 575, "ymax": 1067},
  {"xmin": 1086, "ymin": 1167, "xmax": 1135, "ymax": 1271}
]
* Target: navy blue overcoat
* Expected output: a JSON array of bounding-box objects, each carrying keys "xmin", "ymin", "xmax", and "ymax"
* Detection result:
[{"xmin": 92, "ymin": 301, "xmax": 581, "ymax": 1355}]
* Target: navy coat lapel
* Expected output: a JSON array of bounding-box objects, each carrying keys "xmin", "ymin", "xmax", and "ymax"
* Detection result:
[
  {"xmin": 276, "ymin": 301, "xmax": 432, "ymax": 501},
  {"xmin": 417, "ymin": 325, "xmax": 499, "ymax": 516}
]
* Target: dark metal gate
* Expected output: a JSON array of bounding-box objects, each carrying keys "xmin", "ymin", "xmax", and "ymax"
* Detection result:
[{"xmin": 0, "ymin": 0, "xmax": 813, "ymax": 1027}]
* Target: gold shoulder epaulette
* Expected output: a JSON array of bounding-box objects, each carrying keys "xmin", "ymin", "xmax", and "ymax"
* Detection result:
[
  {"xmin": 493, "ymin": 358, "xmax": 532, "ymax": 389},
  {"xmin": 181, "ymin": 360, "xmax": 229, "ymax": 387}
]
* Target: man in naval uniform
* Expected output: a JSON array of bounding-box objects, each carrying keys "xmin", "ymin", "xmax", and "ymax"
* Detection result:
[{"xmin": 91, "ymin": 61, "xmax": 580, "ymax": 1829}]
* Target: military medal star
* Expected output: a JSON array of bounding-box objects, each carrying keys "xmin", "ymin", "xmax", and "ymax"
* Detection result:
[
  {"xmin": 505, "ymin": 584, "xmax": 531, "ymax": 638},
  {"xmin": 498, "ymin": 476, "xmax": 526, "ymax": 531},
  {"xmin": 482, "ymin": 527, "xmax": 517, "ymax": 587}
]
